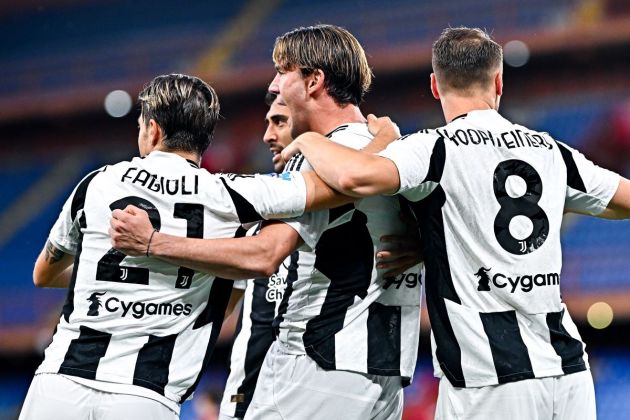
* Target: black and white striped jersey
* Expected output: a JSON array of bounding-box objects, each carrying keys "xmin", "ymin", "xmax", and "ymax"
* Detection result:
[
  {"xmin": 379, "ymin": 109, "xmax": 620, "ymax": 388},
  {"xmin": 273, "ymin": 123, "xmax": 424, "ymax": 384},
  {"xmin": 36, "ymin": 151, "xmax": 307, "ymax": 414},
  {"xmin": 220, "ymin": 257, "xmax": 292, "ymax": 418}
]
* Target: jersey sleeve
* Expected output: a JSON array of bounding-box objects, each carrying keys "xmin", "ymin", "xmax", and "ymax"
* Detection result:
[
  {"xmin": 558, "ymin": 141, "xmax": 620, "ymax": 215},
  {"xmin": 217, "ymin": 172, "xmax": 307, "ymax": 224},
  {"xmin": 48, "ymin": 169, "xmax": 104, "ymax": 254},
  {"xmin": 378, "ymin": 132, "xmax": 440, "ymax": 201},
  {"xmin": 281, "ymin": 156, "xmax": 330, "ymax": 250}
]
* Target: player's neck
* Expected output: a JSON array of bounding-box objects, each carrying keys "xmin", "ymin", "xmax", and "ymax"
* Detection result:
[
  {"xmin": 153, "ymin": 147, "xmax": 201, "ymax": 166},
  {"xmin": 309, "ymin": 100, "xmax": 366, "ymax": 135},
  {"xmin": 441, "ymin": 93, "xmax": 499, "ymax": 123}
]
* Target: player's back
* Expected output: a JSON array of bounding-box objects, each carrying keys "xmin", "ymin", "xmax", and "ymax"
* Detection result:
[
  {"xmin": 37, "ymin": 150, "xmax": 307, "ymax": 412},
  {"xmin": 381, "ymin": 109, "xmax": 619, "ymax": 387}
]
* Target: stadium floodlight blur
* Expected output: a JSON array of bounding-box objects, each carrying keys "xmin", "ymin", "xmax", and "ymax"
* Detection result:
[{"xmin": 0, "ymin": 0, "xmax": 630, "ymax": 419}]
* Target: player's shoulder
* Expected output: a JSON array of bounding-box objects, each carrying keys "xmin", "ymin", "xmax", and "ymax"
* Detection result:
[
  {"xmin": 397, "ymin": 128, "xmax": 443, "ymax": 148},
  {"xmin": 327, "ymin": 123, "xmax": 372, "ymax": 149}
]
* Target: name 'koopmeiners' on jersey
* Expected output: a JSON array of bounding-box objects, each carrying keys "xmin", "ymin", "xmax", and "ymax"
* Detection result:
[{"xmin": 433, "ymin": 127, "xmax": 554, "ymax": 149}]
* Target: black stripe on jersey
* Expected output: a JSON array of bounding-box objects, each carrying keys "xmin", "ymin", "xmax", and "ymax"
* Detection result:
[
  {"xmin": 480, "ymin": 311, "xmax": 535, "ymax": 383},
  {"xmin": 407, "ymin": 136, "xmax": 466, "ymax": 386},
  {"xmin": 326, "ymin": 125, "xmax": 349, "ymax": 138},
  {"xmin": 328, "ymin": 203, "xmax": 354, "ymax": 224},
  {"xmin": 180, "ymin": 279, "xmax": 234, "ymax": 401},
  {"xmin": 180, "ymin": 227, "xmax": 245, "ymax": 402},
  {"xmin": 58, "ymin": 325, "xmax": 111, "ymax": 379},
  {"xmin": 285, "ymin": 153, "xmax": 304, "ymax": 172},
  {"xmin": 234, "ymin": 277, "xmax": 277, "ymax": 417},
  {"xmin": 303, "ymin": 209, "xmax": 373, "ymax": 370},
  {"xmin": 366, "ymin": 302, "xmax": 401, "ymax": 376},
  {"xmin": 272, "ymin": 251, "xmax": 299, "ymax": 333},
  {"xmin": 62, "ymin": 169, "xmax": 103, "ymax": 322},
  {"xmin": 133, "ymin": 334, "xmax": 177, "ymax": 395},
  {"xmin": 220, "ymin": 178, "xmax": 264, "ymax": 223},
  {"xmin": 424, "ymin": 136, "xmax": 446, "ymax": 183},
  {"xmin": 546, "ymin": 310, "xmax": 587, "ymax": 374},
  {"xmin": 557, "ymin": 143, "xmax": 587, "ymax": 193}
]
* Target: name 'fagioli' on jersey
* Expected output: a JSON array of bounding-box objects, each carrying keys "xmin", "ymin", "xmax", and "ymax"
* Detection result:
[
  {"xmin": 121, "ymin": 167, "xmax": 199, "ymax": 195},
  {"xmin": 433, "ymin": 126, "xmax": 554, "ymax": 150}
]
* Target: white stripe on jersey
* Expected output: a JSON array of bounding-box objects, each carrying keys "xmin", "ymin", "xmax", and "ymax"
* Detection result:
[
  {"xmin": 379, "ymin": 109, "xmax": 619, "ymax": 388},
  {"xmin": 37, "ymin": 151, "xmax": 308, "ymax": 413}
]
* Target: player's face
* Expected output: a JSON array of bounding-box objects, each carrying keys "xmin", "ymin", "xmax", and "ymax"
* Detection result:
[
  {"xmin": 137, "ymin": 115, "xmax": 151, "ymax": 157},
  {"xmin": 270, "ymin": 68, "xmax": 310, "ymax": 138},
  {"xmin": 263, "ymin": 98, "xmax": 293, "ymax": 173}
]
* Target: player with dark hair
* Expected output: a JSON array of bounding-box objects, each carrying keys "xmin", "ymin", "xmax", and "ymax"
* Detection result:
[
  {"xmin": 20, "ymin": 73, "xmax": 344, "ymax": 420},
  {"xmin": 281, "ymin": 27, "xmax": 630, "ymax": 420},
  {"xmin": 218, "ymin": 92, "xmax": 294, "ymax": 420}
]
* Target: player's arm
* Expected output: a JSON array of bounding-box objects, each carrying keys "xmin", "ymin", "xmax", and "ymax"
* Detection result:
[
  {"xmin": 283, "ymin": 135, "xmax": 401, "ymax": 197},
  {"xmin": 591, "ymin": 177, "xmax": 630, "ymax": 219},
  {"xmin": 33, "ymin": 240, "xmax": 74, "ymax": 288},
  {"xmin": 225, "ymin": 287, "xmax": 245, "ymax": 316},
  {"xmin": 111, "ymin": 207, "xmax": 302, "ymax": 279}
]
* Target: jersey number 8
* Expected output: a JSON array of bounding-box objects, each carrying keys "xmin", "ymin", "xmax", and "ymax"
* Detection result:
[{"xmin": 493, "ymin": 160, "xmax": 549, "ymax": 255}]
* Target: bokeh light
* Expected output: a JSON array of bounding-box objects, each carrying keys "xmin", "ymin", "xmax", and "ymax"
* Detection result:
[
  {"xmin": 104, "ymin": 90, "xmax": 132, "ymax": 118},
  {"xmin": 504, "ymin": 40, "xmax": 530, "ymax": 67},
  {"xmin": 587, "ymin": 302, "xmax": 614, "ymax": 329}
]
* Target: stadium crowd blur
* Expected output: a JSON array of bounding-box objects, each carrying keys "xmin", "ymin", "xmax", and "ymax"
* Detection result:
[{"xmin": 1, "ymin": 0, "xmax": 629, "ymax": 418}]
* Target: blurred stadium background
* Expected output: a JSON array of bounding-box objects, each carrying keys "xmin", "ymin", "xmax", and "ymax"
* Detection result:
[{"xmin": 1, "ymin": 0, "xmax": 629, "ymax": 418}]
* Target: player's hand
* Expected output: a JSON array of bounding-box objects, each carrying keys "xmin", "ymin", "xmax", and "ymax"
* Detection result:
[
  {"xmin": 376, "ymin": 212, "xmax": 423, "ymax": 277},
  {"xmin": 281, "ymin": 136, "xmax": 303, "ymax": 162},
  {"xmin": 363, "ymin": 114, "xmax": 401, "ymax": 154},
  {"xmin": 366, "ymin": 114, "xmax": 400, "ymax": 139},
  {"xmin": 110, "ymin": 205, "xmax": 154, "ymax": 256}
]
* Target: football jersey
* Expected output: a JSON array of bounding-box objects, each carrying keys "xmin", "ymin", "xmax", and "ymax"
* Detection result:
[
  {"xmin": 379, "ymin": 109, "xmax": 620, "ymax": 388},
  {"xmin": 220, "ymin": 226, "xmax": 292, "ymax": 419},
  {"xmin": 36, "ymin": 151, "xmax": 307, "ymax": 414},
  {"xmin": 273, "ymin": 123, "xmax": 424, "ymax": 384}
]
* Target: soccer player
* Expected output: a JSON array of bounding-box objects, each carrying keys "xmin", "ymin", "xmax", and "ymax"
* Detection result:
[
  {"xmin": 219, "ymin": 92, "xmax": 419, "ymax": 420},
  {"xmin": 218, "ymin": 92, "xmax": 294, "ymax": 420},
  {"xmin": 20, "ymin": 74, "xmax": 343, "ymax": 420},
  {"xmin": 281, "ymin": 27, "xmax": 630, "ymax": 420},
  {"xmin": 111, "ymin": 25, "xmax": 423, "ymax": 419}
]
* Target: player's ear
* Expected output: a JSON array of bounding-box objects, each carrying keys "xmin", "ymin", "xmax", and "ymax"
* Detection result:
[
  {"xmin": 494, "ymin": 70, "xmax": 503, "ymax": 97},
  {"xmin": 148, "ymin": 119, "xmax": 162, "ymax": 147},
  {"xmin": 307, "ymin": 69, "xmax": 325, "ymax": 95},
  {"xmin": 430, "ymin": 73, "xmax": 440, "ymax": 100}
]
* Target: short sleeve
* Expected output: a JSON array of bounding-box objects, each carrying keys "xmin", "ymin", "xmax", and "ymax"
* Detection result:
[
  {"xmin": 217, "ymin": 172, "xmax": 307, "ymax": 223},
  {"xmin": 282, "ymin": 210, "xmax": 329, "ymax": 251},
  {"xmin": 378, "ymin": 132, "xmax": 440, "ymax": 201},
  {"xmin": 49, "ymin": 193, "xmax": 81, "ymax": 255},
  {"xmin": 558, "ymin": 142, "xmax": 620, "ymax": 215}
]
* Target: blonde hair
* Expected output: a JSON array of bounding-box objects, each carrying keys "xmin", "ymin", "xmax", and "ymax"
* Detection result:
[
  {"xmin": 273, "ymin": 24, "xmax": 373, "ymax": 105},
  {"xmin": 139, "ymin": 74, "xmax": 220, "ymax": 155}
]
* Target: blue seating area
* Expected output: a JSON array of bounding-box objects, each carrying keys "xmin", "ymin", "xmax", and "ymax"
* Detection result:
[
  {"xmin": 0, "ymin": 0, "xmax": 245, "ymax": 95},
  {"xmin": 0, "ymin": 159, "xmax": 105, "ymax": 326},
  {"xmin": 229, "ymin": 0, "xmax": 580, "ymax": 68}
]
